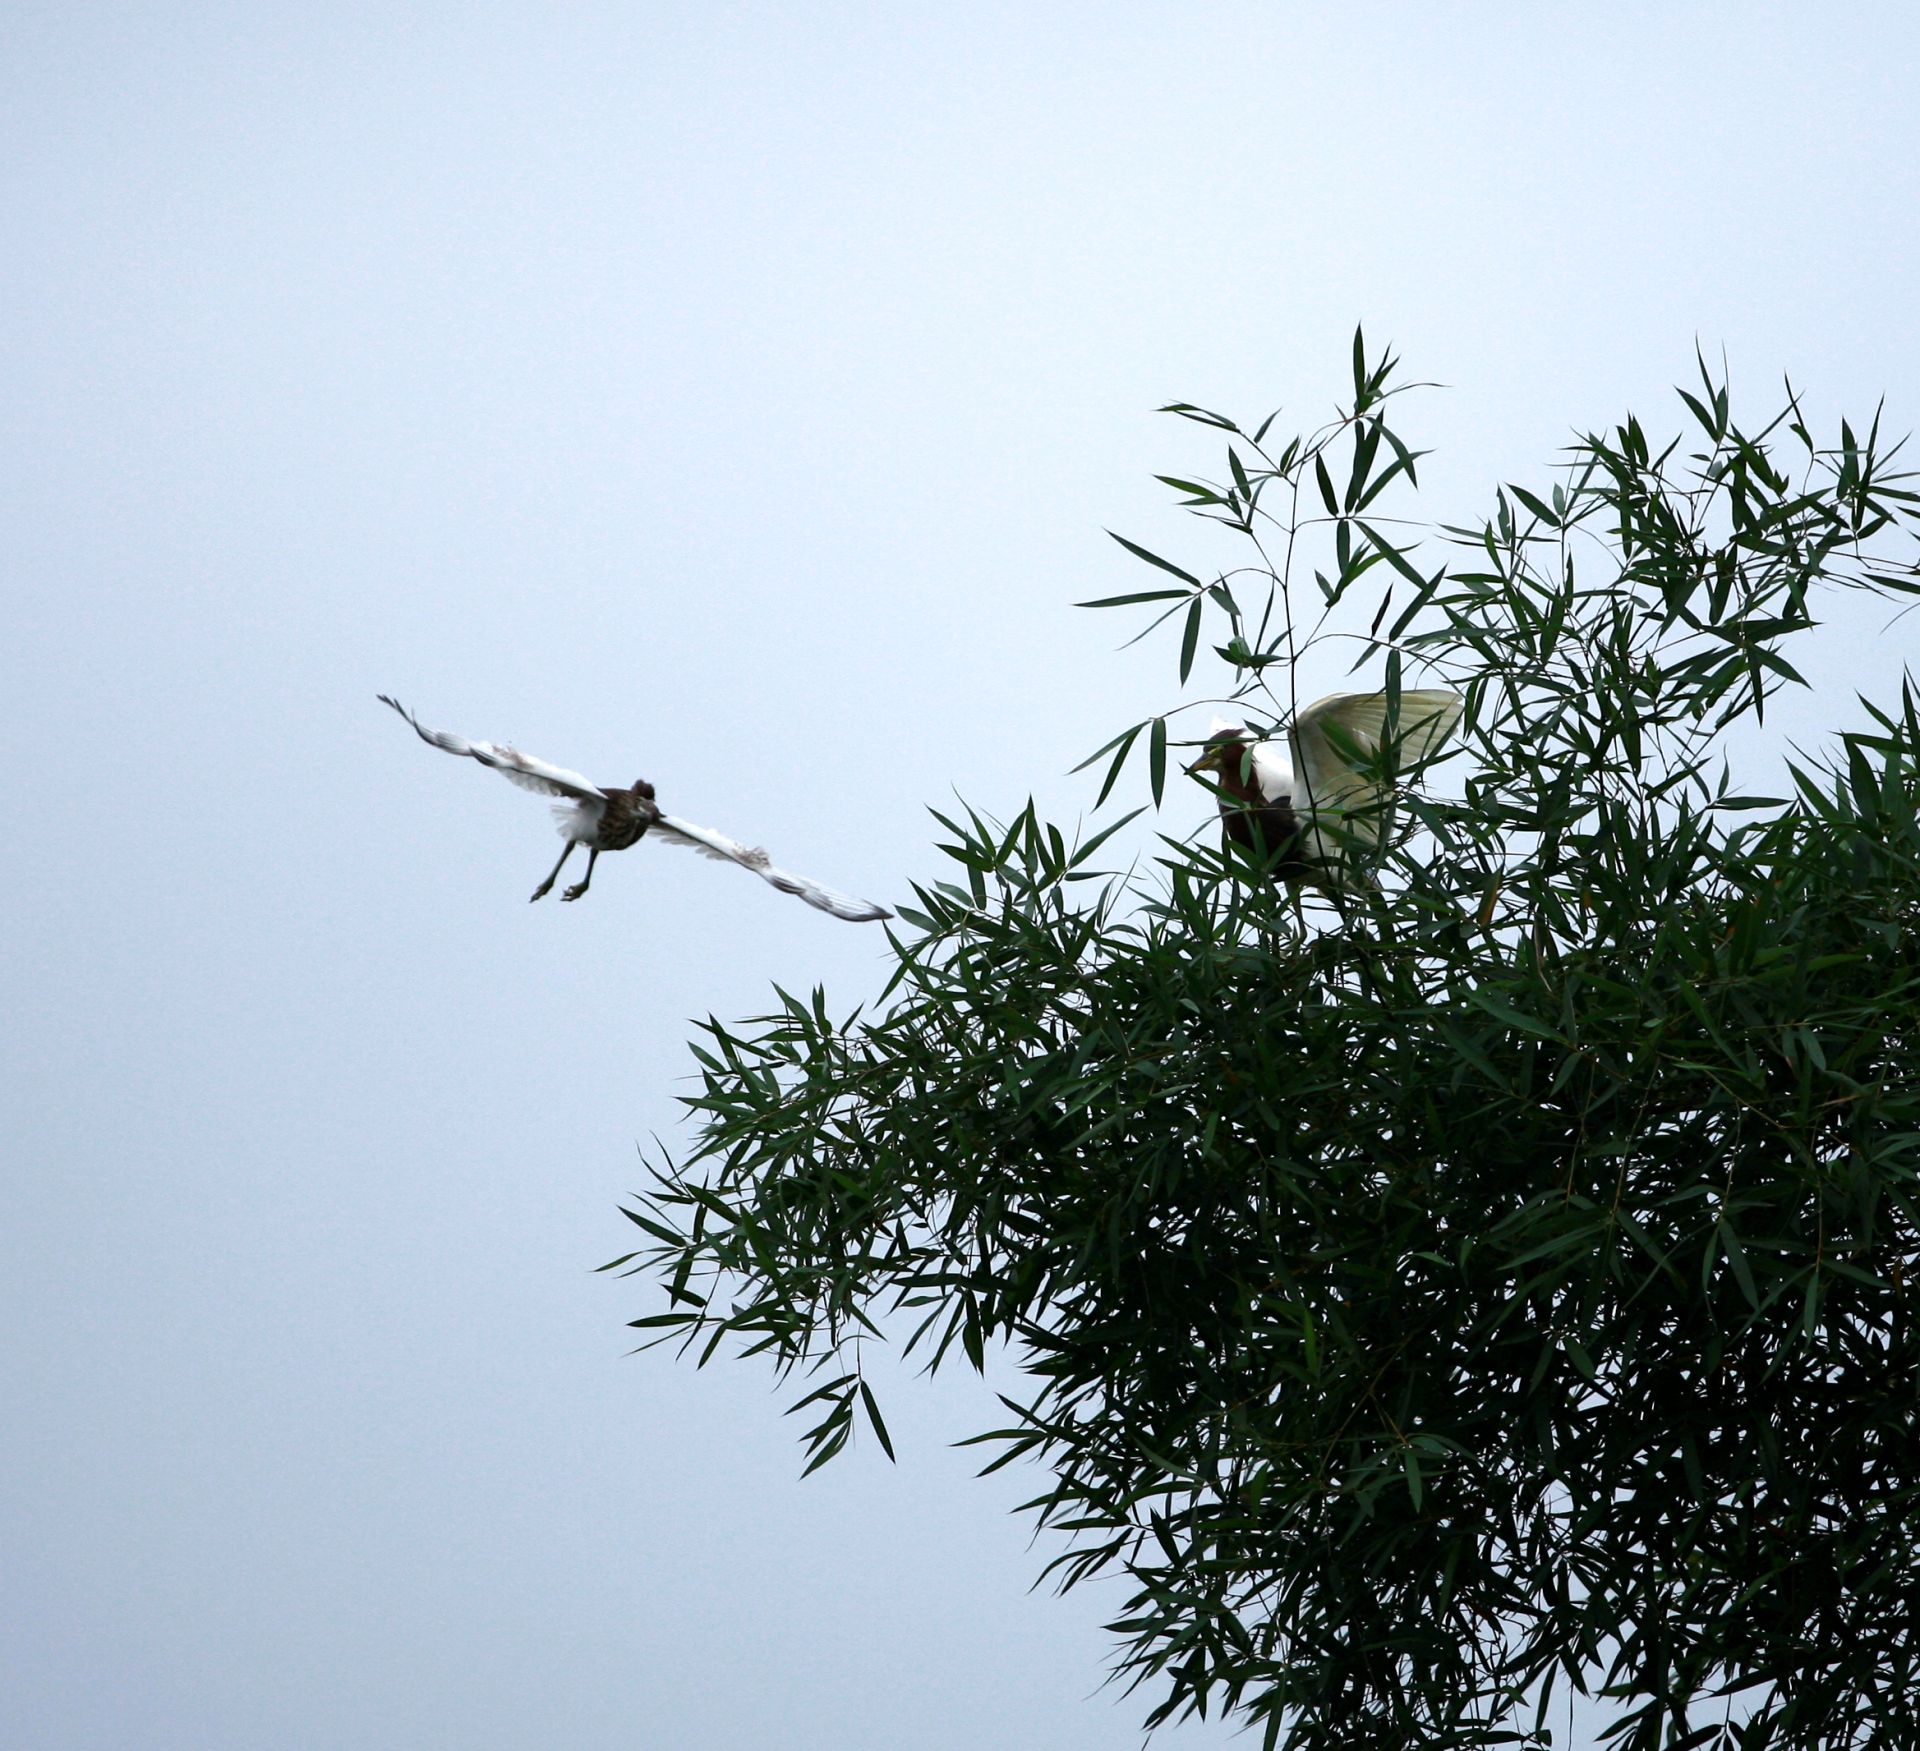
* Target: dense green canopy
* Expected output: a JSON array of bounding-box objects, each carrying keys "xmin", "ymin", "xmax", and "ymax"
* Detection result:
[{"xmin": 613, "ymin": 343, "xmax": 1920, "ymax": 1751}]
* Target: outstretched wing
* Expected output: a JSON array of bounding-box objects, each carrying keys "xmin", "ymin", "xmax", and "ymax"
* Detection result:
[
  {"xmin": 378, "ymin": 695, "xmax": 605, "ymax": 801},
  {"xmin": 1289, "ymin": 688, "xmax": 1463, "ymax": 850},
  {"xmin": 653, "ymin": 813, "xmax": 892, "ymax": 924}
]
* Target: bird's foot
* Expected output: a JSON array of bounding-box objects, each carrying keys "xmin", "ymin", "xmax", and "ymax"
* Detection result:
[
  {"xmin": 561, "ymin": 882, "xmax": 589, "ymax": 902},
  {"xmin": 529, "ymin": 882, "xmax": 553, "ymax": 903}
]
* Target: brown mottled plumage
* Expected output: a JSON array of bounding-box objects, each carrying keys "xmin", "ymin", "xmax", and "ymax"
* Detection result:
[
  {"xmin": 1193, "ymin": 730, "xmax": 1314, "ymax": 878},
  {"xmin": 530, "ymin": 779, "xmax": 660, "ymax": 902}
]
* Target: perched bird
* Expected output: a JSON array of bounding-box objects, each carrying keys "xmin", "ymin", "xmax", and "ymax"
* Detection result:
[
  {"xmin": 378, "ymin": 696, "xmax": 892, "ymax": 922},
  {"xmin": 1188, "ymin": 689, "xmax": 1463, "ymax": 890}
]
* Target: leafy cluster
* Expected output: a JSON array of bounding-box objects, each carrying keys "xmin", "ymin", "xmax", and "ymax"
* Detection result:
[{"xmin": 612, "ymin": 342, "xmax": 1920, "ymax": 1750}]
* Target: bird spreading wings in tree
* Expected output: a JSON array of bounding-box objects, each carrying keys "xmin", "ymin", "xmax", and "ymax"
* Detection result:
[
  {"xmin": 378, "ymin": 696, "xmax": 892, "ymax": 923},
  {"xmin": 1188, "ymin": 688, "xmax": 1464, "ymax": 891}
]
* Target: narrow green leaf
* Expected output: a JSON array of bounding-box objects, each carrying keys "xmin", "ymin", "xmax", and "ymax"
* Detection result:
[
  {"xmin": 1179, "ymin": 594, "xmax": 1203, "ymax": 682},
  {"xmin": 1314, "ymin": 451, "xmax": 1339, "ymax": 517},
  {"xmin": 858, "ymin": 1381, "xmax": 897, "ymax": 1462},
  {"xmin": 1157, "ymin": 402, "xmax": 1240, "ymax": 432},
  {"xmin": 1354, "ymin": 520, "xmax": 1430, "ymax": 590},
  {"xmin": 1076, "ymin": 587, "xmax": 1190, "ymax": 609},
  {"xmin": 1106, "ymin": 531, "xmax": 1204, "ymax": 587},
  {"xmin": 1069, "ymin": 807, "xmax": 1146, "ymax": 867}
]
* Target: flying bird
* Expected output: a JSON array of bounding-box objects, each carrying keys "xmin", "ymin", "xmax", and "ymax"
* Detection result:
[
  {"xmin": 378, "ymin": 696, "xmax": 892, "ymax": 922},
  {"xmin": 1188, "ymin": 689, "xmax": 1463, "ymax": 890}
]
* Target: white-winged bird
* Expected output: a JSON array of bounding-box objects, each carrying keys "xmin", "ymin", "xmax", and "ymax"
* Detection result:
[
  {"xmin": 379, "ymin": 696, "xmax": 892, "ymax": 922},
  {"xmin": 1189, "ymin": 689, "xmax": 1464, "ymax": 891}
]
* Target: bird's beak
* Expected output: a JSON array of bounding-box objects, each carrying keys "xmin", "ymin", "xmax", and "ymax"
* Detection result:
[{"xmin": 1186, "ymin": 745, "xmax": 1224, "ymax": 776}]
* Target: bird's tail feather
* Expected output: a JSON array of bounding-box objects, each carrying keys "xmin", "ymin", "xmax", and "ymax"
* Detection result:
[{"xmin": 550, "ymin": 800, "xmax": 605, "ymax": 842}]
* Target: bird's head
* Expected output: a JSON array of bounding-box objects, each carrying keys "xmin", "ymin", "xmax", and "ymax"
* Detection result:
[
  {"xmin": 1186, "ymin": 740, "xmax": 1236, "ymax": 777},
  {"xmin": 633, "ymin": 779, "xmax": 656, "ymax": 800},
  {"xmin": 1182, "ymin": 714, "xmax": 1244, "ymax": 767},
  {"xmin": 1186, "ymin": 717, "xmax": 1255, "ymax": 780}
]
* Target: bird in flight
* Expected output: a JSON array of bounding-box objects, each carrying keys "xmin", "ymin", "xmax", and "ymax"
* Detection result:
[
  {"xmin": 378, "ymin": 696, "xmax": 892, "ymax": 922},
  {"xmin": 1188, "ymin": 688, "xmax": 1463, "ymax": 891}
]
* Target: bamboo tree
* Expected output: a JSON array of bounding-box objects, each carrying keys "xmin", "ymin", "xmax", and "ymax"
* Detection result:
[{"xmin": 612, "ymin": 340, "xmax": 1920, "ymax": 1751}]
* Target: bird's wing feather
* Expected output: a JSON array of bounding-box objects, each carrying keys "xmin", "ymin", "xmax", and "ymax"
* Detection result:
[
  {"xmin": 379, "ymin": 695, "xmax": 604, "ymax": 801},
  {"xmin": 653, "ymin": 813, "xmax": 892, "ymax": 923},
  {"xmin": 1289, "ymin": 689, "xmax": 1463, "ymax": 847}
]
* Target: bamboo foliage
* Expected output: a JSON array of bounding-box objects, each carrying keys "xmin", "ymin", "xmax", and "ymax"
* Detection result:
[{"xmin": 613, "ymin": 341, "xmax": 1920, "ymax": 1751}]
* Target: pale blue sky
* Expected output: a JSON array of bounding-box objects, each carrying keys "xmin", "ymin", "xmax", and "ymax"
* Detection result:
[{"xmin": 5, "ymin": 6, "xmax": 1918, "ymax": 1748}]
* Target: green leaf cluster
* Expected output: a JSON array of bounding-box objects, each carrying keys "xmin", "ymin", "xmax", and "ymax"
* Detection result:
[{"xmin": 613, "ymin": 342, "xmax": 1920, "ymax": 1751}]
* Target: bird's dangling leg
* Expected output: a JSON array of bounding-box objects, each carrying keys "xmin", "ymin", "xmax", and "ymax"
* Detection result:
[
  {"xmin": 562, "ymin": 847, "xmax": 599, "ymax": 903},
  {"xmin": 531, "ymin": 841, "xmax": 576, "ymax": 902}
]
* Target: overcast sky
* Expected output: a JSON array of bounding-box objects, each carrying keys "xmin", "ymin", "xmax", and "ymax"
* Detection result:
[{"xmin": 6, "ymin": 6, "xmax": 1918, "ymax": 1748}]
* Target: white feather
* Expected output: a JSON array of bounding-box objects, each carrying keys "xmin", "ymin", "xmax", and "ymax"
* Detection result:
[
  {"xmin": 1248, "ymin": 742, "xmax": 1295, "ymax": 800},
  {"xmin": 551, "ymin": 799, "xmax": 607, "ymax": 843},
  {"xmin": 1287, "ymin": 688, "xmax": 1463, "ymax": 867},
  {"xmin": 653, "ymin": 814, "xmax": 892, "ymax": 923},
  {"xmin": 378, "ymin": 696, "xmax": 602, "ymax": 800},
  {"xmin": 1290, "ymin": 690, "xmax": 1462, "ymax": 812}
]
